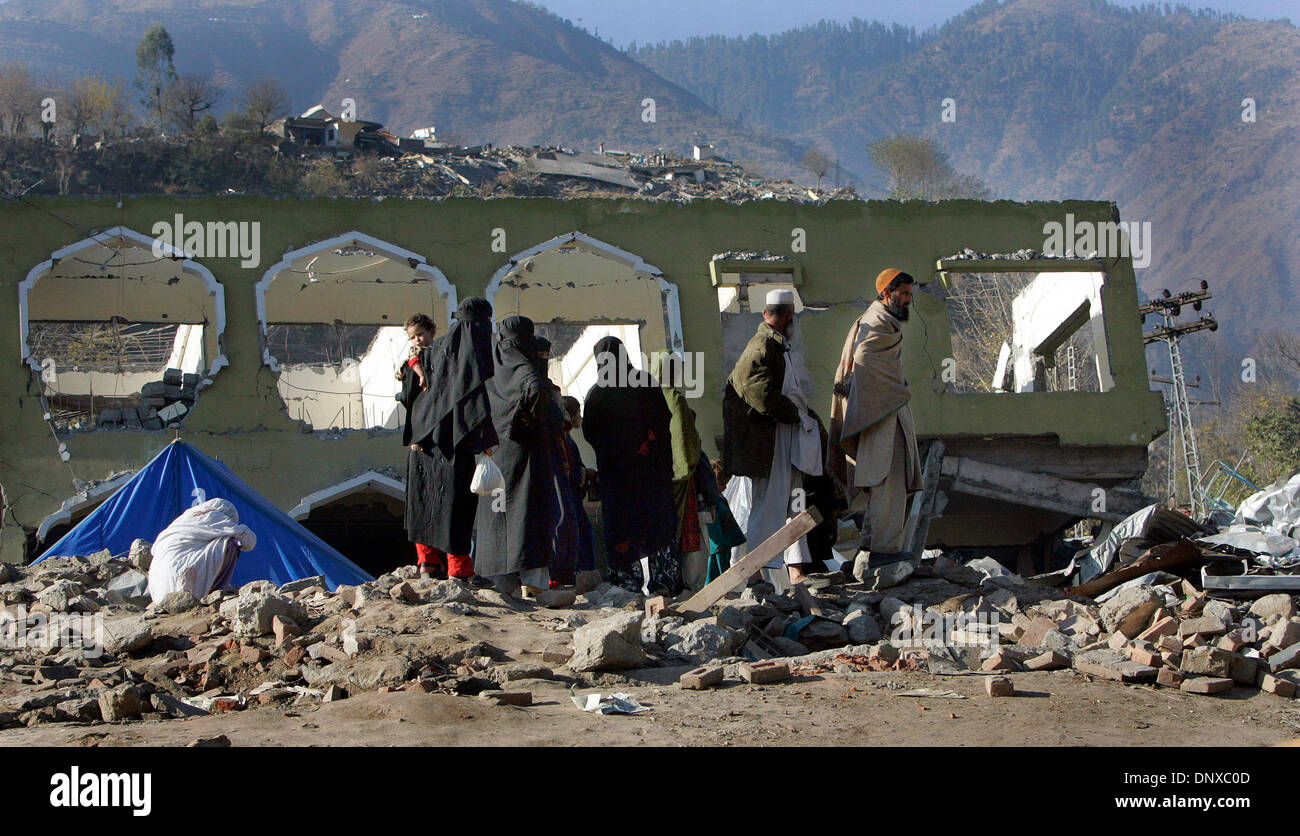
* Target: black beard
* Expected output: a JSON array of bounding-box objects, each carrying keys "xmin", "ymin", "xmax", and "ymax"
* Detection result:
[{"xmin": 886, "ymin": 303, "xmax": 910, "ymax": 321}]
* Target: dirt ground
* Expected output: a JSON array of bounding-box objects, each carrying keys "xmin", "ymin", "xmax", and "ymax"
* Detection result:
[
  {"xmin": 5, "ymin": 566, "xmax": 1300, "ymax": 748},
  {"xmin": 4, "ymin": 663, "xmax": 1298, "ymax": 748}
]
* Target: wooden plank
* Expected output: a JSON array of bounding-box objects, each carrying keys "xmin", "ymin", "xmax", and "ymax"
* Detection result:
[
  {"xmin": 906, "ymin": 440, "xmax": 946, "ymax": 556},
  {"xmin": 1065, "ymin": 539, "xmax": 1203, "ymax": 598},
  {"xmin": 678, "ymin": 508, "xmax": 822, "ymax": 617}
]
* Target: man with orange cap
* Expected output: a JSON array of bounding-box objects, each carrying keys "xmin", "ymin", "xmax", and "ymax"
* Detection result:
[{"xmin": 828, "ymin": 269, "xmax": 922, "ymax": 570}]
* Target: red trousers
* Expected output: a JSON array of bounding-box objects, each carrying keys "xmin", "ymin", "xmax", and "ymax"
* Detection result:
[{"xmin": 415, "ymin": 543, "xmax": 473, "ymax": 578}]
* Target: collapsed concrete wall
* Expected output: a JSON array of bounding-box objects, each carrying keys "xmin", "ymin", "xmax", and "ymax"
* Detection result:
[{"xmin": 0, "ymin": 197, "xmax": 1166, "ymax": 566}]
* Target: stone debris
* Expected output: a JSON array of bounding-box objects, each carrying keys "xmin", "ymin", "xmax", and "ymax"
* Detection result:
[
  {"xmin": 1, "ymin": 543, "xmax": 1297, "ymax": 735},
  {"xmin": 985, "ymin": 676, "xmax": 1015, "ymax": 697}
]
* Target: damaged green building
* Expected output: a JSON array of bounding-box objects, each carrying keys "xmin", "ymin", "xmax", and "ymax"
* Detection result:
[{"xmin": 0, "ymin": 196, "xmax": 1166, "ymax": 575}]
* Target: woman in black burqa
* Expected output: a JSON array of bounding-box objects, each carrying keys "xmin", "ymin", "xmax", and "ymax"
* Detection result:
[
  {"xmin": 401, "ymin": 297, "xmax": 497, "ymax": 582},
  {"xmin": 583, "ymin": 336, "xmax": 681, "ymax": 595},
  {"xmin": 472, "ymin": 315, "xmax": 561, "ymax": 593}
]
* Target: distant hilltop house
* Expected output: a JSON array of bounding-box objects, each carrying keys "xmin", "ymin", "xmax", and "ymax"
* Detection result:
[{"xmin": 266, "ymin": 105, "xmax": 403, "ymax": 155}]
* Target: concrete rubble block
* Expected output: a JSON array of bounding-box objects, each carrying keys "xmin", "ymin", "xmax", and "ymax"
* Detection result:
[
  {"xmin": 1259, "ymin": 673, "xmax": 1297, "ymax": 698},
  {"xmin": 797, "ymin": 618, "xmax": 848, "ymax": 651},
  {"xmin": 981, "ymin": 651, "xmax": 1019, "ymax": 672},
  {"xmin": 714, "ymin": 604, "xmax": 753, "ymax": 632},
  {"xmin": 307, "ymin": 642, "xmax": 350, "ymax": 665},
  {"xmin": 488, "ymin": 663, "xmax": 553, "ymax": 686},
  {"xmin": 985, "ymin": 676, "xmax": 1015, "ymax": 697},
  {"xmin": 535, "ymin": 588, "xmax": 577, "ymax": 609},
  {"xmin": 1228, "ymin": 653, "xmax": 1258, "ymax": 685},
  {"xmin": 680, "ymin": 665, "xmax": 725, "ymax": 690},
  {"xmin": 272, "ymin": 615, "xmax": 301, "ymax": 647},
  {"xmin": 158, "ymin": 590, "xmax": 199, "ymax": 614},
  {"xmin": 98, "ymin": 684, "xmax": 142, "ymax": 722},
  {"xmin": 854, "ymin": 557, "xmax": 915, "ymax": 591},
  {"xmin": 1203, "ymin": 599, "xmax": 1237, "ymax": 624},
  {"xmin": 1100, "ymin": 587, "xmax": 1163, "ymax": 638},
  {"xmin": 1267, "ymin": 642, "xmax": 1300, "ymax": 672},
  {"xmin": 741, "ymin": 660, "xmax": 791, "ymax": 684},
  {"xmin": 1180, "ymin": 676, "xmax": 1234, "ymax": 695},
  {"xmin": 341, "ymin": 621, "xmax": 369, "ymax": 657},
  {"xmin": 1106, "ymin": 631, "xmax": 1130, "ymax": 651},
  {"xmin": 37, "ymin": 580, "xmax": 85, "ymax": 612},
  {"xmin": 478, "ymin": 690, "xmax": 532, "ymax": 706},
  {"xmin": 542, "ymin": 646, "xmax": 573, "ymax": 665},
  {"xmin": 323, "ymin": 684, "xmax": 348, "ymax": 702},
  {"xmin": 220, "ymin": 591, "xmax": 307, "ymax": 637},
  {"xmin": 1249, "ymin": 594, "xmax": 1296, "ymax": 622},
  {"xmin": 422, "ymin": 579, "xmax": 478, "ymax": 606},
  {"xmin": 666, "ymin": 620, "xmax": 742, "ymax": 663},
  {"xmin": 389, "ymin": 581, "xmax": 420, "ymax": 603},
  {"xmin": 1127, "ymin": 646, "xmax": 1161, "ymax": 667},
  {"xmin": 1217, "ymin": 629, "xmax": 1249, "ymax": 653},
  {"xmin": 1025, "ymin": 650, "xmax": 1070, "ymax": 671},
  {"xmin": 843, "ymin": 608, "xmax": 883, "ymax": 644},
  {"xmin": 1136, "ymin": 615, "xmax": 1179, "ymax": 643},
  {"xmin": 1178, "ymin": 616, "xmax": 1230, "ymax": 638},
  {"xmin": 128, "ymin": 540, "xmax": 153, "ymax": 573},
  {"xmin": 568, "ymin": 612, "xmax": 647, "ymax": 672},
  {"xmin": 1156, "ymin": 668, "xmax": 1185, "ymax": 687},
  {"xmin": 278, "ymin": 575, "xmax": 326, "ymax": 596},
  {"xmin": 98, "ymin": 615, "xmax": 153, "ymax": 655},
  {"xmin": 1018, "ymin": 616, "xmax": 1060, "ymax": 647},
  {"xmin": 1157, "ymin": 635, "xmax": 1183, "ymax": 653},
  {"xmin": 239, "ymin": 646, "xmax": 269, "ymax": 665},
  {"xmin": 1262, "ymin": 620, "xmax": 1300, "ymax": 655},
  {"xmin": 574, "ymin": 570, "xmax": 604, "ymax": 595},
  {"xmin": 151, "ymin": 692, "xmax": 208, "ymax": 718},
  {"xmin": 1180, "ymin": 646, "xmax": 1233, "ymax": 677},
  {"xmin": 1073, "ymin": 649, "xmax": 1158, "ymax": 683},
  {"xmin": 598, "ymin": 584, "xmax": 640, "ymax": 608}
]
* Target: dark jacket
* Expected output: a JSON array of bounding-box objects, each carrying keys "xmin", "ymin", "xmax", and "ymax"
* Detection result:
[{"xmin": 721, "ymin": 321, "xmax": 800, "ymax": 478}]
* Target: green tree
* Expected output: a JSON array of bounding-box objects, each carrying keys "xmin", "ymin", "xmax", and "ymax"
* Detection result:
[
  {"xmin": 134, "ymin": 24, "xmax": 176, "ymax": 127},
  {"xmin": 868, "ymin": 134, "xmax": 991, "ymax": 200}
]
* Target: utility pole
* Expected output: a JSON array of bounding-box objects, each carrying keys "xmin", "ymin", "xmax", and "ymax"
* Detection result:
[{"xmin": 1141, "ymin": 281, "xmax": 1217, "ymax": 518}]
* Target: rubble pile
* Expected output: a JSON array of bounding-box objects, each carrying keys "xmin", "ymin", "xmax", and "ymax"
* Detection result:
[
  {"xmin": 328, "ymin": 144, "xmax": 848, "ymax": 204},
  {"xmin": 95, "ymin": 367, "xmax": 201, "ymax": 431},
  {"xmin": 3, "ymin": 533, "xmax": 1297, "ymax": 732}
]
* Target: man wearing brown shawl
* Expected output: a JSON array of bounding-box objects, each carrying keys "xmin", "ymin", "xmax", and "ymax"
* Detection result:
[{"xmin": 829, "ymin": 269, "xmax": 922, "ymax": 566}]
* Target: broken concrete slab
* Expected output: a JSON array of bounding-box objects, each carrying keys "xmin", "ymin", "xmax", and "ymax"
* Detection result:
[
  {"xmin": 1180, "ymin": 676, "xmax": 1233, "ymax": 695},
  {"xmin": 568, "ymin": 612, "xmax": 646, "ymax": 672},
  {"xmin": 1100, "ymin": 587, "xmax": 1162, "ymax": 638},
  {"xmin": 1180, "ymin": 646, "xmax": 1233, "ymax": 677},
  {"xmin": 1073, "ymin": 649, "xmax": 1158, "ymax": 682},
  {"xmin": 985, "ymin": 676, "xmax": 1015, "ymax": 697}
]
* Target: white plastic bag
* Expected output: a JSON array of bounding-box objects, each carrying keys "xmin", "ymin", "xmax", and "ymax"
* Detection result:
[{"xmin": 470, "ymin": 454, "xmax": 504, "ymax": 495}]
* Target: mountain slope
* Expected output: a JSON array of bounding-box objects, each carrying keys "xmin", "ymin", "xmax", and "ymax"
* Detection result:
[
  {"xmin": 637, "ymin": 0, "xmax": 1300, "ymax": 359},
  {"xmin": 0, "ymin": 0, "xmax": 807, "ymax": 173}
]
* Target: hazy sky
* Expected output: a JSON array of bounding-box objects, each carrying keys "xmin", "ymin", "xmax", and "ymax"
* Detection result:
[{"xmin": 533, "ymin": 0, "xmax": 1294, "ymax": 48}]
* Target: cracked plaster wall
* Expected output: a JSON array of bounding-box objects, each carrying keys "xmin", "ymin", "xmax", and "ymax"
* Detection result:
[{"xmin": 0, "ymin": 196, "xmax": 1166, "ymax": 562}]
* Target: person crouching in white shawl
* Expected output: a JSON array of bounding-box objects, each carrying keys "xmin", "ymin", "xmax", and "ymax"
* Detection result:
[{"xmin": 148, "ymin": 498, "xmax": 257, "ymax": 602}]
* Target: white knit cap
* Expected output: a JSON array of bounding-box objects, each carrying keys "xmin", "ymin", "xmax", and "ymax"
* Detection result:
[{"xmin": 765, "ymin": 288, "xmax": 795, "ymax": 306}]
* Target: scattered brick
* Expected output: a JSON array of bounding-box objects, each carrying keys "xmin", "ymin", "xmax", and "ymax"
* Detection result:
[
  {"xmin": 680, "ymin": 665, "xmax": 725, "ymax": 690},
  {"xmin": 985, "ymin": 676, "xmax": 1014, "ymax": 697}
]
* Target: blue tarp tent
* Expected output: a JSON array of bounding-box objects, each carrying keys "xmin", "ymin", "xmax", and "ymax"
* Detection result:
[{"xmin": 34, "ymin": 440, "xmax": 373, "ymax": 590}]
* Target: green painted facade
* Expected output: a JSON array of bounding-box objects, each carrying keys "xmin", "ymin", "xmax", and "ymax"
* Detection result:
[{"xmin": 0, "ymin": 196, "xmax": 1166, "ymax": 562}]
